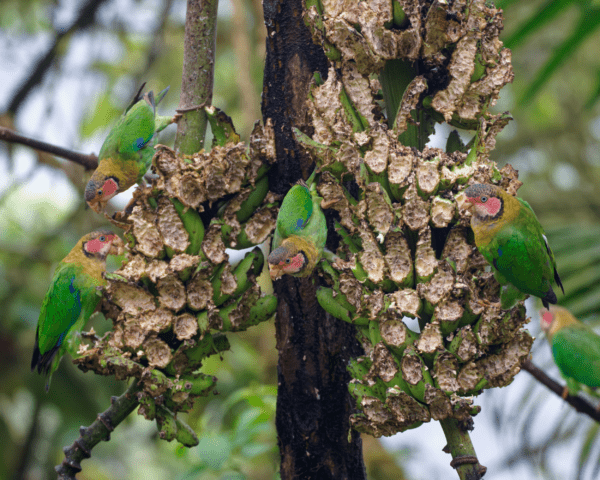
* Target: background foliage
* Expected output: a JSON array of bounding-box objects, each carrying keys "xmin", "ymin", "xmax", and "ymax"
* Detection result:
[{"xmin": 1, "ymin": 0, "xmax": 600, "ymax": 478}]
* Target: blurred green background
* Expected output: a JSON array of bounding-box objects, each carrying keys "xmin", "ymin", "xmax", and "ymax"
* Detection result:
[{"xmin": 1, "ymin": 0, "xmax": 600, "ymax": 479}]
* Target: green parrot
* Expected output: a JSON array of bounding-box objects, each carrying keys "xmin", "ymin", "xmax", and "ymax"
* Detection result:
[
  {"xmin": 463, "ymin": 184, "xmax": 563, "ymax": 309},
  {"xmin": 540, "ymin": 305, "xmax": 600, "ymax": 398},
  {"xmin": 85, "ymin": 83, "xmax": 176, "ymax": 213},
  {"xmin": 31, "ymin": 230, "xmax": 124, "ymax": 390},
  {"xmin": 267, "ymin": 180, "xmax": 327, "ymax": 280}
]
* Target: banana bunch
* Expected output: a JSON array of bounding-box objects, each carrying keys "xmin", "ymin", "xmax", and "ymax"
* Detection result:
[
  {"xmin": 75, "ymin": 111, "xmax": 280, "ymax": 447},
  {"xmin": 295, "ymin": 1, "xmax": 531, "ymax": 437}
]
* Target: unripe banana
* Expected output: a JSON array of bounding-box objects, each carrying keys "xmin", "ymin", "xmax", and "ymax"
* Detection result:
[
  {"xmin": 175, "ymin": 417, "xmax": 199, "ymax": 447},
  {"xmin": 184, "ymin": 333, "xmax": 230, "ymax": 368},
  {"xmin": 236, "ymin": 176, "xmax": 269, "ymax": 223},
  {"xmin": 317, "ymin": 287, "xmax": 352, "ymax": 323},
  {"xmin": 245, "ymin": 295, "xmax": 278, "ymax": 328},
  {"xmin": 213, "ymin": 248, "xmax": 264, "ymax": 306},
  {"xmin": 137, "ymin": 395, "xmax": 156, "ymax": 420},
  {"xmin": 401, "ymin": 346, "xmax": 434, "ymax": 403},
  {"xmin": 347, "ymin": 357, "xmax": 371, "ymax": 380},
  {"xmin": 205, "ymin": 105, "xmax": 241, "ymax": 146},
  {"xmin": 174, "ymin": 373, "xmax": 218, "ymax": 396},
  {"xmin": 170, "ymin": 198, "xmax": 205, "ymax": 256},
  {"xmin": 156, "ymin": 406, "xmax": 178, "ymax": 442}
]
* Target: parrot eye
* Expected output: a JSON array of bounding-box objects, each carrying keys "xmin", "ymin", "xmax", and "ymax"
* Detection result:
[
  {"xmin": 99, "ymin": 236, "xmax": 106, "ymax": 242},
  {"xmin": 480, "ymin": 196, "xmax": 488, "ymax": 203},
  {"xmin": 97, "ymin": 189, "xmax": 103, "ymax": 197},
  {"xmin": 285, "ymin": 259, "xmax": 291, "ymax": 264}
]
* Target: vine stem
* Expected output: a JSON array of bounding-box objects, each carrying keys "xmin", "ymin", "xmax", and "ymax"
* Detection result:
[
  {"xmin": 439, "ymin": 418, "xmax": 487, "ymax": 480},
  {"xmin": 174, "ymin": 0, "xmax": 219, "ymax": 154},
  {"xmin": 55, "ymin": 379, "xmax": 141, "ymax": 480}
]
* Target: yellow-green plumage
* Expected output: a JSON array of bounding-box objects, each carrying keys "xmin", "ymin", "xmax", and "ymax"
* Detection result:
[
  {"xmin": 85, "ymin": 84, "xmax": 174, "ymax": 213},
  {"xmin": 268, "ymin": 182, "xmax": 327, "ymax": 279},
  {"xmin": 464, "ymin": 184, "xmax": 563, "ymax": 309},
  {"xmin": 31, "ymin": 230, "xmax": 123, "ymax": 390},
  {"xmin": 541, "ymin": 305, "xmax": 600, "ymax": 395}
]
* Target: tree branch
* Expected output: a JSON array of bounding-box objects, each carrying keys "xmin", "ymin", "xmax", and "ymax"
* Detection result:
[
  {"xmin": 7, "ymin": 0, "xmax": 110, "ymax": 116},
  {"xmin": 0, "ymin": 126, "xmax": 98, "ymax": 170},
  {"xmin": 522, "ymin": 359, "xmax": 600, "ymax": 423},
  {"xmin": 55, "ymin": 380, "xmax": 141, "ymax": 480},
  {"xmin": 440, "ymin": 418, "xmax": 487, "ymax": 480},
  {"xmin": 174, "ymin": 0, "xmax": 219, "ymax": 154}
]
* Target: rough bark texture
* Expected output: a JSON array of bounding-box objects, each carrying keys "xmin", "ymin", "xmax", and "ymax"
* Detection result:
[
  {"xmin": 262, "ymin": 0, "xmax": 329, "ymax": 193},
  {"xmin": 262, "ymin": 0, "xmax": 367, "ymax": 477}
]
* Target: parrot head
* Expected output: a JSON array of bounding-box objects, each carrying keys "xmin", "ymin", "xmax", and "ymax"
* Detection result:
[
  {"xmin": 540, "ymin": 305, "xmax": 578, "ymax": 339},
  {"xmin": 85, "ymin": 175, "xmax": 120, "ymax": 213},
  {"xmin": 267, "ymin": 236, "xmax": 314, "ymax": 280},
  {"xmin": 82, "ymin": 229, "xmax": 125, "ymax": 259},
  {"xmin": 463, "ymin": 184, "xmax": 504, "ymax": 220}
]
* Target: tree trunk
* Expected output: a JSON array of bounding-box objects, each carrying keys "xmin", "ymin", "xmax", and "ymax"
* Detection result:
[{"xmin": 262, "ymin": 0, "xmax": 367, "ymax": 477}]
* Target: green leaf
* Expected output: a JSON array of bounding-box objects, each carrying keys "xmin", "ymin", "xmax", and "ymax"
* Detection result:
[{"xmin": 519, "ymin": 8, "xmax": 600, "ymax": 105}]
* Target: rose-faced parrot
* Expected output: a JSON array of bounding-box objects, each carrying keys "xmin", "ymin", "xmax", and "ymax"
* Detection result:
[
  {"xmin": 267, "ymin": 181, "xmax": 327, "ymax": 280},
  {"xmin": 463, "ymin": 184, "xmax": 563, "ymax": 309},
  {"xmin": 85, "ymin": 83, "xmax": 176, "ymax": 213},
  {"xmin": 540, "ymin": 305, "xmax": 600, "ymax": 398},
  {"xmin": 31, "ymin": 230, "xmax": 124, "ymax": 390}
]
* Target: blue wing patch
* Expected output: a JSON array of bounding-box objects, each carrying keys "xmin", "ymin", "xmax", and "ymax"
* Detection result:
[
  {"xmin": 133, "ymin": 133, "xmax": 153, "ymax": 151},
  {"xmin": 296, "ymin": 218, "xmax": 306, "ymax": 230},
  {"xmin": 497, "ymin": 247, "xmax": 503, "ymax": 257}
]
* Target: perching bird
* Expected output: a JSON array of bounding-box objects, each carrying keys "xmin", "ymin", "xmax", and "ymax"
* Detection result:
[
  {"xmin": 31, "ymin": 230, "xmax": 124, "ymax": 390},
  {"xmin": 463, "ymin": 184, "xmax": 563, "ymax": 309},
  {"xmin": 85, "ymin": 83, "xmax": 176, "ymax": 213},
  {"xmin": 540, "ymin": 305, "xmax": 600, "ymax": 398},
  {"xmin": 267, "ymin": 180, "xmax": 327, "ymax": 280}
]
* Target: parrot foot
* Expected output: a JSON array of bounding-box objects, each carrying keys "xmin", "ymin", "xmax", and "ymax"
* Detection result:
[
  {"xmin": 561, "ymin": 386, "xmax": 569, "ymax": 400},
  {"xmin": 320, "ymin": 197, "xmax": 343, "ymax": 209},
  {"xmin": 105, "ymin": 212, "xmax": 130, "ymax": 230},
  {"xmin": 477, "ymin": 298, "xmax": 501, "ymax": 309}
]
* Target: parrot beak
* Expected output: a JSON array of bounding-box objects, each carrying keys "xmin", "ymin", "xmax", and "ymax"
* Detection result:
[
  {"xmin": 87, "ymin": 198, "xmax": 106, "ymax": 214},
  {"xmin": 268, "ymin": 264, "xmax": 283, "ymax": 281},
  {"xmin": 109, "ymin": 235, "xmax": 125, "ymax": 256}
]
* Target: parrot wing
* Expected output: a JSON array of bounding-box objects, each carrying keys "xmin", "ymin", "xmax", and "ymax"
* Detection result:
[
  {"xmin": 276, "ymin": 184, "xmax": 314, "ymax": 239},
  {"xmin": 33, "ymin": 263, "xmax": 100, "ymax": 364},
  {"xmin": 483, "ymin": 215, "xmax": 556, "ymax": 300},
  {"xmin": 552, "ymin": 325, "xmax": 600, "ymax": 388},
  {"xmin": 519, "ymin": 198, "xmax": 563, "ymax": 294}
]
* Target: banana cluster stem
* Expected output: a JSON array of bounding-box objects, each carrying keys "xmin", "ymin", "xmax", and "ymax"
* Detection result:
[
  {"xmin": 439, "ymin": 418, "xmax": 487, "ymax": 480},
  {"xmin": 56, "ymin": 379, "xmax": 141, "ymax": 479}
]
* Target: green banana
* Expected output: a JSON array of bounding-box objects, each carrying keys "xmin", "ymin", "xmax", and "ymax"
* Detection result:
[
  {"xmin": 245, "ymin": 295, "xmax": 278, "ymax": 329},
  {"xmin": 170, "ymin": 198, "xmax": 205, "ymax": 256},
  {"xmin": 317, "ymin": 287, "xmax": 352, "ymax": 324},
  {"xmin": 205, "ymin": 105, "xmax": 241, "ymax": 147},
  {"xmin": 174, "ymin": 373, "xmax": 217, "ymax": 396},
  {"xmin": 156, "ymin": 406, "xmax": 178, "ymax": 441},
  {"xmin": 236, "ymin": 176, "xmax": 269, "ymax": 223},
  {"xmin": 138, "ymin": 395, "xmax": 156, "ymax": 420},
  {"xmin": 401, "ymin": 346, "xmax": 434, "ymax": 403},
  {"xmin": 175, "ymin": 417, "xmax": 199, "ymax": 447},
  {"xmin": 213, "ymin": 248, "xmax": 264, "ymax": 306},
  {"xmin": 184, "ymin": 333, "xmax": 230, "ymax": 369}
]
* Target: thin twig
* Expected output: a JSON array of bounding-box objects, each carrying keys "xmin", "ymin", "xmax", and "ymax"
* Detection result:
[
  {"xmin": 55, "ymin": 380, "xmax": 141, "ymax": 480},
  {"xmin": 7, "ymin": 0, "xmax": 109, "ymax": 115},
  {"xmin": 0, "ymin": 126, "xmax": 98, "ymax": 170},
  {"xmin": 522, "ymin": 359, "xmax": 600, "ymax": 423}
]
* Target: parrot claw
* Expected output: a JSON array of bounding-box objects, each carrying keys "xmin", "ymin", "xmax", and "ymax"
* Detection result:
[
  {"xmin": 105, "ymin": 212, "xmax": 130, "ymax": 230},
  {"xmin": 561, "ymin": 386, "xmax": 569, "ymax": 400},
  {"xmin": 320, "ymin": 197, "xmax": 343, "ymax": 209},
  {"xmin": 171, "ymin": 112, "xmax": 183, "ymax": 123}
]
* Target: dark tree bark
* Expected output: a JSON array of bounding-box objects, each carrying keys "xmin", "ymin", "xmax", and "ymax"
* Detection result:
[{"xmin": 262, "ymin": 1, "xmax": 367, "ymax": 478}]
